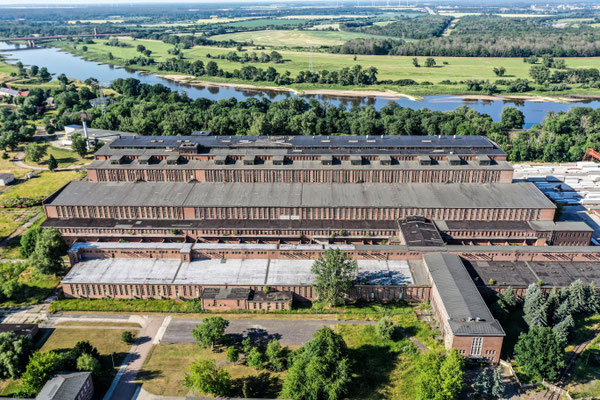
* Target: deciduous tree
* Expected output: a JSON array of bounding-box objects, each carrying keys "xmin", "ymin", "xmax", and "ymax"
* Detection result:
[
  {"xmin": 311, "ymin": 249, "xmax": 357, "ymax": 307},
  {"xmin": 192, "ymin": 316, "xmax": 229, "ymax": 350},
  {"xmin": 0, "ymin": 333, "xmax": 33, "ymax": 380},
  {"xmin": 184, "ymin": 358, "xmax": 231, "ymax": 397},
  {"xmin": 30, "ymin": 228, "xmax": 68, "ymax": 275},
  {"xmin": 514, "ymin": 326, "xmax": 565, "ymax": 382}
]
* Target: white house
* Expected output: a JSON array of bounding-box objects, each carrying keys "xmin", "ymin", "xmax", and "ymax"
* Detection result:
[{"xmin": 0, "ymin": 173, "xmax": 15, "ymax": 186}]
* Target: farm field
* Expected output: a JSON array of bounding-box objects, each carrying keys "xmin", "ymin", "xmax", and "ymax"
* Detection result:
[
  {"xmin": 209, "ymin": 29, "xmax": 394, "ymax": 47},
  {"xmin": 221, "ymin": 18, "xmax": 311, "ymax": 28}
]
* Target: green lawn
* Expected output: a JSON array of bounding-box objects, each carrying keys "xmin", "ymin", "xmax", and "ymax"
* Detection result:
[
  {"xmin": 565, "ymin": 314, "xmax": 600, "ymax": 398},
  {"xmin": 0, "ymin": 207, "xmax": 40, "ymax": 240},
  {"xmin": 0, "ymin": 210, "xmax": 44, "ymax": 260},
  {"xmin": 28, "ymin": 146, "xmax": 92, "ymax": 169}
]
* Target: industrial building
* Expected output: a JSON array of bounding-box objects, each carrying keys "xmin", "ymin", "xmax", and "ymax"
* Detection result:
[{"xmin": 46, "ymin": 134, "xmax": 600, "ymax": 361}]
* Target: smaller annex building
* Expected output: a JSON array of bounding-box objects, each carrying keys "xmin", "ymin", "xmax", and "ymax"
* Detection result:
[{"xmin": 424, "ymin": 253, "xmax": 505, "ymax": 363}]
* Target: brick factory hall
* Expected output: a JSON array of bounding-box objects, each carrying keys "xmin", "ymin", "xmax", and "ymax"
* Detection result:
[{"xmin": 45, "ymin": 134, "xmax": 600, "ymax": 362}]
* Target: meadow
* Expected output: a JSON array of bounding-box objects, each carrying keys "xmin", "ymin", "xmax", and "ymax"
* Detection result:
[
  {"xmin": 209, "ymin": 29, "xmax": 394, "ymax": 47},
  {"xmin": 52, "ymin": 37, "xmax": 600, "ymax": 96}
]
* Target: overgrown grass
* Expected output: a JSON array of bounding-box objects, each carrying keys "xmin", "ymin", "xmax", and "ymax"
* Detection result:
[
  {"xmin": 0, "ymin": 266, "xmax": 60, "ymax": 308},
  {"xmin": 0, "ymin": 207, "xmax": 41, "ymax": 240},
  {"xmin": 0, "ymin": 170, "xmax": 84, "ymax": 202},
  {"xmin": 0, "ymin": 209, "xmax": 44, "ymax": 259},
  {"xmin": 140, "ymin": 343, "xmax": 285, "ymax": 397},
  {"xmin": 338, "ymin": 324, "xmax": 424, "ymax": 400},
  {"xmin": 49, "ymin": 298, "xmax": 204, "ymax": 314}
]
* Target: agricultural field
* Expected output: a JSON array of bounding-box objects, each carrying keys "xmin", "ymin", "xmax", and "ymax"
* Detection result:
[
  {"xmin": 209, "ymin": 29, "xmax": 394, "ymax": 47},
  {"xmin": 220, "ymin": 18, "xmax": 311, "ymax": 28}
]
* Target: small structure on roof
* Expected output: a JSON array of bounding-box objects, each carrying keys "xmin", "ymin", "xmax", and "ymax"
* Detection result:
[{"xmin": 0, "ymin": 323, "xmax": 39, "ymax": 339}]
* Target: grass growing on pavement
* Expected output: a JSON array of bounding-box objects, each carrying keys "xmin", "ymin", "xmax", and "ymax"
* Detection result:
[
  {"xmin": 0, "ymin": 209, "xmax": 44, "ymax": 259},
  {"xmin": 0, "ymin": 207, "xmax": 41, "ymax": 240}
]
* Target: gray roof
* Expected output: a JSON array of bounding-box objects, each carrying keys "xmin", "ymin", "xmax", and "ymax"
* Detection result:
[
  {"xmin": 424, "ymin": 253, "xmax": 505, "ymax": 337},
  {"xmin": 36, "ymin": 371, "xmax": 91, "ymax": 400},
  {"xmin": 46, "ymin": 181, "xmax": 555, "ymax": 210},
  {"xmin": 0, "ymin": 173, "xmax": 14, "ymax": 180},
  {"xmin": 97, "ymin": 134, "xmax": 507, "ymax": 157}
]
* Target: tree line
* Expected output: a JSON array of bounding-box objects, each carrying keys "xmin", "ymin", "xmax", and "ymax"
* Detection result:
[{"xmin": 340, "ymin": 15, "xmax": 452, "ymax": 40}]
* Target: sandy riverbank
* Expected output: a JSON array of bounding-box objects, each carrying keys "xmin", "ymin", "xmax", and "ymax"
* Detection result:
[{"xmin": 158, "ymin": 74, "xmax": 419, "ymax": 100}]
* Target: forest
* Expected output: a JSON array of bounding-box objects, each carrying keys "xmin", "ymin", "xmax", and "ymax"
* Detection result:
[
  {"xmin": 340, "ymin": 15, "xmax": 452, "ymax": 40},
  {"xmin": 10, "ymin": 78, "xmax": 589, "ymax": 164}
]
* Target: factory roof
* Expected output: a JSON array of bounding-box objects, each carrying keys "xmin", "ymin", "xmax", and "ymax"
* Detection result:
[
  {"xmin": 46, "ymin": 181, "xmax": 555, "ymax": 210},
  {"xmin": 62, "ymin": 257, "xmax": 414, "ymax": 286},
  {"xmin": 424, "ymin": 253, "xmax": 505, "ymax": 337},
  {"xmin": 96, "ymin": 135, "xmax": 507, "ymax": 157}
]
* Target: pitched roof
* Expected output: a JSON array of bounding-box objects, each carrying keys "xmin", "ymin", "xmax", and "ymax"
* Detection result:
[
  {"xmin": 424, "ymin": 253, "xmax": 505, "ymax": 337},
  {"xmin": 35, "ymin": 371, "xmax": 91, "ymax": 400}
]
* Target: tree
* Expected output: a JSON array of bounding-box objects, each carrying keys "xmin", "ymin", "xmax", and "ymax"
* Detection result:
[
  {"xmin": 24, "ymin": 142, "xmax": 47, "ymax": 163},
  {"xmin": 30, "ymin": 65, "xmax": 39, "ymax": 76},
  {"xmin": 81, "ymin": 46, "xmax": 88, "ymax": 52},
  {"xmin": 500, "ymin": 107, "xmax": 525, "ymax": 129},
  {"xmin": 30, "ymin": 228, "xmax": 68, "ymax": 275},
  {"xmin": 265, "ymin": 339, "xmax": 287, "ymax": 372},
  {"xmin": 108, "ymin": 52, "xmax": 114, "ymax": 60},
  {"xmin": 184, "ymin": 358, "xmax": 231, "ymax": 397},
  {"xmin": 439, "ymin": 350, "xmax": 465, "ymax": 399},
  {"xmin": 20, "ymin": 226, "xmax": 41, "ymax": 258},
  {"xmin": 121, "ymin": 331, "xmax": 135, "ymax": 344},
  {"xmin": 71, "ymin": 133, "xmax": 88, "ymax": 158},
  {"xmin": 424, "ymin": 58, "xmax": 436, "ymax": 68},
  {"xmin": 566, "ymin": 279, "xmax": 588, "ymax": 315},
  {"xmin": 136, "ymin": 44, "xmax": 146, "ymax": 53},
  {"xmin": 18, "ymin": 351, "xmax": 63, "ymax": 397},
  {"xmin": 529, "ymin": 65, "xmax": 550, "ymax": 84},
  {"xmin": 491, "ymin": 367, "xmax": 506, "ymax": 398},
  {"xmin": 206, "ymin": 61, "xmax": 219, "ymax": 76},
  {"xmin": 57, "ymin": 73, "xmax": 69, "ymax": 85},
  {"xmin": 39, "ymin": 67, "xmax": 51, "ymax": 81},
  {"xmin": 412, "ymin": 57, "xmax": 420, "ymax": 67},
  {"xmin": 523, "ymin": 283, "xmax": 547, "ymax": 328},
  {"xmin": 311, "ymin": 248, "xmax": 357, "ymax": 307},
  {"xmin": 0, "ymin": 333, "xmax": 33, "ymax": 380},
  {"xmin": 76, "ymin": 353, "xmax": 101, "ymax": 375},
  {"xmin": 552, "ymin": 314, "xmax": 574, "ymax": 345},
  {"xmin": 500, "ymin": 285, "xmax": 517, "ymax": 308},
  {"xmin": 246, "ymin": 347, "xmax": 264, "ymax": 370},
  {"xmin": 514, "ymin": 326, "xmax": 565, "ymax": 382},
  {"xmin": 493, "ymin": 66, "xmax": 506, "ymax": 77},
  {"xmin": 226, "ymin": 346, "xmax": 239, "ymax": 364},
  {"xmin": 48, "ymin": 154, "xmax": 58, "ymax": 171},
  {"xmin": 473, "ymin": 368, "xmax": 493, "ymax": 398},
  {"xmin": 376, "ymin": 316, "xmax": 395, "ymax": 340},
  {"xmin": 282, "ymin": 327, "xmax": 351, "ymax": 400},
  {"xmin": 192, "ymin": 316, "xmax": 229, "ymax": 350}
]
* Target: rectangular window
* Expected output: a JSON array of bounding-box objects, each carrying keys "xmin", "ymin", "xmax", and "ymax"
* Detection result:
[{"xmin": 470, "ymin": 337, "xmax": 483, "ymax": 356}]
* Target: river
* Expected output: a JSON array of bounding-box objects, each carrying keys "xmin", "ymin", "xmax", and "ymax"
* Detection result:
[{"xmin": 2, "ymin": 42, "xmax": 600, "ymax": 128}]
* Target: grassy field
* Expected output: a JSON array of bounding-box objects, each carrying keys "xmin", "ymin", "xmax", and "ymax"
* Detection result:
[
  {"xmin": 0, "ymin": 170, "xmax": 83, "ymax": 203},
  {"xmin": 0, "ymin": 207, "xmax": 40, "ymax": 240},
  {"xmin": 564, "ymin": 314, "xmax": 600, "ymax": 398},
  {"xmin": 221, "ymin": 19, "xmax": 311, "ymax": 28},
  {"xmin": 28, "ymin": 146, "xmax": 92, "ymax": 169},
  {"xmin": 53, "ymin": 38, "xmax": 600, "ymax": 96},
  {"xmin": 39, "ymin": 327, "xmax": 139, "ymax": 397},
  {"xmin": 139, "ymin": 319, "xmax": 438, "ymax": 399},
  {"xmin": 209, "ymin": 29, "xmax": 394, "ymax": 47}
]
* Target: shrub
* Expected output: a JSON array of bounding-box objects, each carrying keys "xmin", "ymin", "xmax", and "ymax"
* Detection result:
[{"xmin": 121, "ymin": 331, "xmax": 135, "ymax": 345}]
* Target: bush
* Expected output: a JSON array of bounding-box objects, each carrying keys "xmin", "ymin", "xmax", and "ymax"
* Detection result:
[
  {"xmin": 121, "ymin": 331, "xmax": 135, "ymax": 345},
  {"xmin": 376, "ymin": 316, "xmax": 395, "ymax": 340},
  {"xmin": 226, "ymin": 346, "xmax": 240, "ymax": 364},
  {"xmin": 246, "ymin": 347, "xmax": 264, "ymax": 370},
  {"xmin": 76, "ymin": 353, "xmax": 101, "ymax": 375}
]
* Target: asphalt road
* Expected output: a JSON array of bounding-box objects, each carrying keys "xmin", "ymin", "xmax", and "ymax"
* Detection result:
[{"xmin": 162, "ymin": 318, "xmax": 374, "ymax": 347}]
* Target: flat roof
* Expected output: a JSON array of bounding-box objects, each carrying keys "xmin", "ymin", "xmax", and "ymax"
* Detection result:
[
  {"xmin": 424, "ymin": 253, "xmax": 505, "ymax": 337},
  {"xmin": 47, "ymin": 181, "xmax": 555, "ymax": 210},
  {"xmin": 62, "ymin": 258, "xmax": 414, "ymax": 286}
]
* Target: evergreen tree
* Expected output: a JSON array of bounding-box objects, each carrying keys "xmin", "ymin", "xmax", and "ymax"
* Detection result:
[
  {"xmin": 545, "ymin": 288, "xmax": 560, "ymax": 325},
  {"xmin": 500, "ymin": 286, "xmax": 517, "ymax": 308},
  {"xmin": 567, "ymin": 280, "xmax": 588, "ymax": 314},
  {"xmin": 491, "ymin": 367, "xmax": 506, "ymax": 399},
  {"xmin": 473, "ymin": 368, "xmax": 493, "ymax": 397},
  {"xmin": 523, "ymin": 283, "xmax": 547, "ymax": 328},
  {"xmin": 553, "ymin": 314, "xmax": 574, "ymax": 346},
  {"xmin": 514, "ymin": 326, "xmax": 565, "ymax": 382},
  {"xmin": 554, "ymin": 298, "xmax": 574, "ymax": 323},
  {"xmin": 586, "ymin": 282, "xmax": 600, "ymax": 314},
  {"xmin": 48, "ymin": 155, "xmax": 58, "ymax": 171}
]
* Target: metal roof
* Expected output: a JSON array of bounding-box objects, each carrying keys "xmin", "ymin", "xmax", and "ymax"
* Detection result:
[
  {"xmin": 36, "ymin": 372, "xmax": 91, "ymax": 400},
  {"xmin": 424, "ymin": 253, "xmax": 505, "ymax": 337},
  {"xmin": 47, "ymin": 181, "xmax": 555, "ymax": 210},
  {"xmin": 98, "ymin": 135, "xmax": 507, "ymax": 157}
]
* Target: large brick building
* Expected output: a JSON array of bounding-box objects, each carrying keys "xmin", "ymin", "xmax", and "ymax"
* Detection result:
[{"xmin": 45, "ymin": 134, "xmax": 600, "ymax": 362}]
